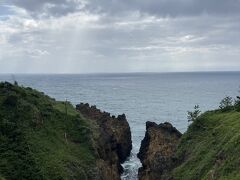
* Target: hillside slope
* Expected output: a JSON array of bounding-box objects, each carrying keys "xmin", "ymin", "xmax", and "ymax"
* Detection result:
[
  {"xmin": 138, "ymin": 106, "xmax": 240, "ymax": 179},
  {"xmin": 0, "ymin": 82, "xmax": 97, "ymax": 179},
  {"xmin": 173, "ymin": 109, "xmax": 240, "ymax": 179},
  {"xmin": 0, "ymin": 82, "xmax": 132, "ymax": 180}
]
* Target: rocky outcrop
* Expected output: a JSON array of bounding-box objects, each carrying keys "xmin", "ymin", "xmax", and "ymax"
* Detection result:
[
  {"xmin": 76, "ymin": 103, "xmax": 132, "ymax": 180},
  {"xmin": 138, "ymin": 121, "xmax": 182, "ymax": 180}
]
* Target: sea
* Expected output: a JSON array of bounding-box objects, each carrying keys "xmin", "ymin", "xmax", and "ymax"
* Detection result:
[{"xmin": 0, "ymin": 72, "xmax": 240, "ymax": 180}]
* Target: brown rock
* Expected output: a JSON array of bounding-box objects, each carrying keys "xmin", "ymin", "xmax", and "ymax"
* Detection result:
[
  {"xmin": 138, "ymin": 121, "xmax": 182, "ymax": 180},
  {"xmin": 76, "ymin": 103, "xmax": 132, "ymax": 180}
]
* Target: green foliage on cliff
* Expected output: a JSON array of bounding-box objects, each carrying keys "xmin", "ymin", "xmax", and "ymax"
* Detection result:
[
  {"xmin": 219, "ymin": 96, "xmax": 234, "ymax": 111},
  {"xmin": 187, "ymin": 105, "xmax": 201, "ymax": 122},
  {"xmin": 0, "ymin": 82, "xmax": 96, "ymax": 179},
  {"xmin": 173, "ymin": 109, "xmax": 240, "ymax": 179}
]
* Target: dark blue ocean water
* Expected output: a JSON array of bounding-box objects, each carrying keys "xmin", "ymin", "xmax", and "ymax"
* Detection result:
[{"xmin": 0, "ymin": 72, "xmax": 240, "ymax": 179}]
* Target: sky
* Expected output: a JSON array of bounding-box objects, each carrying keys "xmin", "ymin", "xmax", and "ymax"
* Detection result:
[{"xmin": 0, "ymin": 0, "xmax": 240, "ymax": 73}]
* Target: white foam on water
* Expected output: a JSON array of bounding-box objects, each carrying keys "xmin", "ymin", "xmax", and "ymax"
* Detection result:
[{"xmin": 121, "ymin": 146, "xmax": 142, "ymax": 180}]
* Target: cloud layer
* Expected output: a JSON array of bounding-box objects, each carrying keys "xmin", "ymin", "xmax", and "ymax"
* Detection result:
[
  {"xmin": 9, "ymin": 0, "xmax": 240, "ymax": 17},
  {"xmin": 0, "ymin": 0, "xmax": 239, "ymax": 73}
]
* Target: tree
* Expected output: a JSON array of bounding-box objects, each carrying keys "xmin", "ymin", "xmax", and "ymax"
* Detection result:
[
  {"xmin": 187, "ymin": 105, "xmax": 201, "ymax": 122},
  {"xmin": 219, "ymin": 96, "xmax": 233, "ymax": 111}
]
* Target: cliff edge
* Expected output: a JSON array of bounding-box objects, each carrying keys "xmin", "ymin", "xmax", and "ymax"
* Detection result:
[
  {"xmin": 138, "ymin": 122, "xmax": 182, "ymax": 180},
  {"xmin": 138, "ymin": 108, "xmax": 240, "ymax": 179},
  {"xmin": 76, "ymin": 103, "xmax": 132, "ymax": 180},
  {"xmin": 0, "ymin": 82, "xmax": 132, "ymax": 180}
]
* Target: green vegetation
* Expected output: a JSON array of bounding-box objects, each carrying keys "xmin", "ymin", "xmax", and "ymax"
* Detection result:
[
  {"xmin": 187, "ymin": 105, "xmax": 201, "ymax": 122},
  {"xmin": 173, "ymin": 106, "xmax": 240, "ymax": 179},
  {"xmin": 0, "ymin": 82, "xmax": 96, "ymax": 180},
  {"xmin": 219, "ymin": 96, "xmax": 234, "ymax": 111},
  {"xmin": 234, "ymin": 96, "xmax": 240, "ymax": 111},
  {"xmin": 2, "ymin": 81, "xmax": 240, "ymax": 180}
]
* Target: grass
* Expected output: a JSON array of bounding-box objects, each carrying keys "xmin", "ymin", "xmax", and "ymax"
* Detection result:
[
  {"xmin": 172, "ymin": 109, "xmax": 240, "ymax": 180},
  {"xmin": 2, "ymin": 81, "xmax": 240, "ymax": 179},
  {"xmin": 0, "ymin": 82, "xmax": 96, "ymax": 179}
]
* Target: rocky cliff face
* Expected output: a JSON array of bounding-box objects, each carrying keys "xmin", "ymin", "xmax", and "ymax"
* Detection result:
[
  {"xmin": 138, "ymin": 121, "xmax": 182, "ymax": 180},
  {"xmin": 76, "ymin": 103, "xmax": 132, "ymax": 180}
]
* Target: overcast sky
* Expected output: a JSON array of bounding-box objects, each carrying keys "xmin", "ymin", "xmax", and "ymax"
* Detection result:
[{"xmin": 0, "ymin": 0, "xmax": 240, "ymax": 73}]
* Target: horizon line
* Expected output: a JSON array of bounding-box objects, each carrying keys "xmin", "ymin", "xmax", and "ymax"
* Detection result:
[{"xmin": 0, "ymin": 70, "xmax": 240, "ymax": 75}]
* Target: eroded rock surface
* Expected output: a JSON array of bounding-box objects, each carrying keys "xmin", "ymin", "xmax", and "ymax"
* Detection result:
[
  {"xmin": 138, "ymin": 121, "xmax": 182, "ymax": 180},
  {"xmin": 76, "ymin": 103, "xmax": 132, "ymax": 180}
]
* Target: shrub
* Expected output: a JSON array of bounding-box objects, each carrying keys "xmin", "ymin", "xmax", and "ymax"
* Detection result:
[
  {"xmin": 219, "ymin": 96, "xmax": 233, "ymax": 111},
  {"xmin": 187, "ymin": 105, "xmax": 201, "ymax": 122}
]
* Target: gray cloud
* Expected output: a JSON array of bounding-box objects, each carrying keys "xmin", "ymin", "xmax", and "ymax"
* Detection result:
[
  {"xmin": 9, "ymin": 0, "xmax": 240, "ymax": 17},
  {"xmin": 86, "ymin": 0, "xmax": 240, "ymax": 17},
  {"xmin": 9, "ymin": 0, "xmax": 85, "ymax": 16},
  {"xmin": 0, "ymin": 0, "xmax": 240, "ymax": 73}
]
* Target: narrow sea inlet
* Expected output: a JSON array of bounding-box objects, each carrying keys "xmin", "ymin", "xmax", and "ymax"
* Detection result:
[{"xmin": 1, "ymin": 72, "xmax": 240, "ymax": 179}]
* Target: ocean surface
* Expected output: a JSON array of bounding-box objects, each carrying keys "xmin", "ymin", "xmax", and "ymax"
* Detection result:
[{"xmin": 1, "ymin": 72, "xmax": 240, "ymax": 179}]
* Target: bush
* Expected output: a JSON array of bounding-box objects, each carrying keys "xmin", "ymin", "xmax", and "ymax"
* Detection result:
[
  {"xmin": 219, "ymin": 96, "xmax": 233, "ymax": 111},
  {"xmin": 187, "ymin": 105, "xmax": 201, "ymax": 122}
]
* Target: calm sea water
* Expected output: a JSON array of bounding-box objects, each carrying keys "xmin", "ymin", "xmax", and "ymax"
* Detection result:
[{"xmin": 1, "ymin": 72, "xmax": 240, "ymax": 179}]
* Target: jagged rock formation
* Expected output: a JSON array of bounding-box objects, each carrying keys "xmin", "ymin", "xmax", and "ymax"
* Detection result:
[
  {"xmin": 137, "ymin": 121, "xmax": 182, "ymax": 180},
  {"xmin": 76, "ymin": 103, "xmax": 132, "ymax": 180}
]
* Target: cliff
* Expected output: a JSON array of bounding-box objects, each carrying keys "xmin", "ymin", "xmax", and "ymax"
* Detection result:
[
  {"xmin": 0, "ymin": 82, "xmax": 131, "ymax": 180},
  {"xmin": 2, "ymin": 81, "xmax": 240, "ymax": 180},
  {"xmin": 138, "ymin": 122, "xmax": 182, "ymax": 180},
  {"xmin": 76, "ymin": 103, "xmax": 132, "ymax": 180},
  {"xmin": 172, "ymin": 110, "xmax": 240, "ymax": 179},
  {"xmin": 138, "ymin": 109, "xmax": 240, "ymax": 179}
]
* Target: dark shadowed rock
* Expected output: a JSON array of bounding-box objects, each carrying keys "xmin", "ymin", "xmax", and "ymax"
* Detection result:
[
  {"xmin": 137, "ymin": 121, "xmax": 182, "ymax": 180},
  {"xmin": 76, "ymin": 103, "xmax": 132, "ymax": 180}
]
